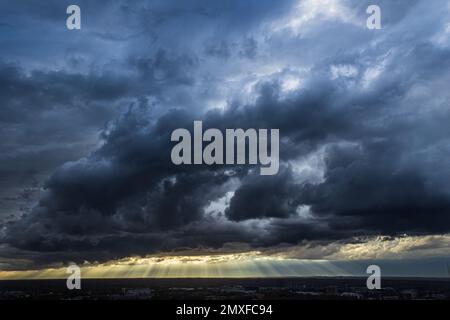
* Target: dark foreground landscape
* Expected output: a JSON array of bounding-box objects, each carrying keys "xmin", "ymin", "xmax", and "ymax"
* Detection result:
[{"xmin": 1, "ymin": 278, "xmax": 449, "ymax": 300}]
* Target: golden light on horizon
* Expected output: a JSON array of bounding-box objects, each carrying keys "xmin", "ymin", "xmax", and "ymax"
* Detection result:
[
  {"xmin": 2, "ymin": 234, "xmax": 450, "ymax": 280},
  {"xmin": 0, "ymin": 252, "xmax": 350, "ymax": 280}
]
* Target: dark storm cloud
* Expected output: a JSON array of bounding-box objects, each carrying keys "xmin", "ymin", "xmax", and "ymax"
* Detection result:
[
  {"xmin": 0, "ymin": 60, "xmax": 133, "ymax": 222},
  {"xmin": 0, "ymin": 15, "xmax": 200, "ymax": 221},
  {"xmin": 226, "ymin": 167, "xmax": 301, "ymax": 221},
  {"xmin": 301, "ymin": 141, "xmax": 450, "ymax": 235},
  {"xmin": 1, "ymin": 0, "xmax": 450, "ymax": 268}
]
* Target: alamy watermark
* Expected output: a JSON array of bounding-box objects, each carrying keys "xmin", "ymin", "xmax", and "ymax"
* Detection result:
[
  {"xmin": 367, "ymin": 5, "xmax": 382, "ymax": 30},
  {"xmin": 66, "ymin": 4, "xmax": 381, "ymax": 31},
  {"xmin": 170, "ymin": 121, "xmax": 280, "ymax": 175},
  {"xmin": 366, "ymin": 265, "xmax": 381, "ymax": 290},
  {"xmin": 66, "ymin": 263, "xmax": 81, "ymax": 290},
  {"xmin": 66, "ymin": 5, "xmax": 81, "ymax": 30}
]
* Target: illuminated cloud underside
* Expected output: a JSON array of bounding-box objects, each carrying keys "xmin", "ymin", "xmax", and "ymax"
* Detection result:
[{"xmin": 2, "ymin": 235, "xmax": 450, "ymax": 279}]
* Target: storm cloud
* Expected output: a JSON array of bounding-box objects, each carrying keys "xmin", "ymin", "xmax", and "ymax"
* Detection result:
[{"xmin": 1, "ymin": 0, "xmax": 450, "ymax": 268}]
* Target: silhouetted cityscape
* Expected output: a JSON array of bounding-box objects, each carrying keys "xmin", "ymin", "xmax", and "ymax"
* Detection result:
[{"xmin": 1, "ymin": 278, "xmax": 449, "ymax": 300}]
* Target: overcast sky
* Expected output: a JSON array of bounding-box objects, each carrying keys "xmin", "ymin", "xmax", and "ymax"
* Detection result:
[{"xmin": 1, "ymin": 0, "xmax": 450, "ymax": 275}]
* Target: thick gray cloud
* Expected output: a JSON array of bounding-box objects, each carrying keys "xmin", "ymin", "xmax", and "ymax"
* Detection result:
[{"xmin": 1, "ymin": 0, "xmax": 450, "ymax": 268}]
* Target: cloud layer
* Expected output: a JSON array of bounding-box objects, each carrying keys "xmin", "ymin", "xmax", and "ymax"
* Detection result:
[{"xmin": 1, "ymin": 0, "xmax": 450, "ymax": 269}]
